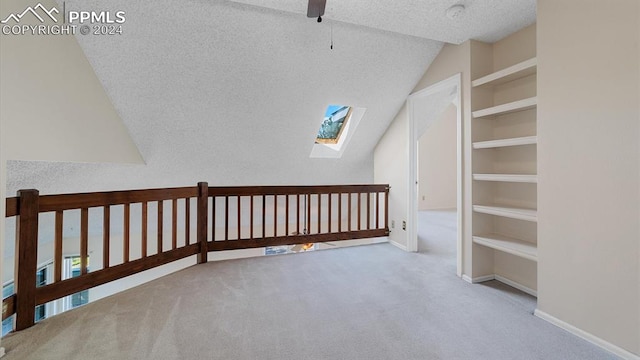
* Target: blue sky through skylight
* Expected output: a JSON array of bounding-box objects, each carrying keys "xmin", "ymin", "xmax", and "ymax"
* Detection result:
[{"xmin": 325, "ymin": 105, "xmax": 342, "ymax": 118}]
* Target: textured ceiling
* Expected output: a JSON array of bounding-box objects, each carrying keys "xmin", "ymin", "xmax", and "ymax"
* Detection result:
[
  {"xmin": 228, "ymin": 0, "xmax": 537, "ymax": 44},
  {"xmin": 6, "ymin": 0, "xmax": 536, "ymax": 195}
]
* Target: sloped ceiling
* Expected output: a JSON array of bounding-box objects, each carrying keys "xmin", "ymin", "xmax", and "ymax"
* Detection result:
[
  {"xmin": 0, "ymin": 0, "xmax": 144, "ymax": 165},
  {"xmin": 229, "ymin": 0, "xmax": 536, "ymax": 44},
  {"xmin": 6, "ymin": 0, "xmax": 536, "ymax": 194}
]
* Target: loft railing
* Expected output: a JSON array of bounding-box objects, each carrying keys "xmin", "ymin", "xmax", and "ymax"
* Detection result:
[{"xmin": 2, "ymin": 182, "xmax": 389, "ymax": 332}]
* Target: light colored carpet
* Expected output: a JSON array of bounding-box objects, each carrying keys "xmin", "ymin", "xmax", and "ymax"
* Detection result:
[{"xmin": 1, "ymin": 210, "xmax": 617, "ymax": 359}]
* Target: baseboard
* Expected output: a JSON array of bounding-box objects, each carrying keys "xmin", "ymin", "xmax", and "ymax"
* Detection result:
[
  {"xmin": 369, "ymin": 237, "xmax": 389, "ymax": 244},
  {"xmin": 420, "ymin": 207, "xmax": 457, "ymax": 211},
  {"xmin": 462, "ymin": 274, "xmax": 537, "ymax": 297},
  {"xmin": 534, "ymin": 309, "xmax": 640, "ymax": 360},
  {"xmin": 388, "ymin": 239, "xmax": 408, "ymax": 251},
  {"xmin": 462, "ymin": 274, "xmax": 495, "ymax": 283},
  {"xmin": 494, "ymin": 275, "xmax": 537, "ymax": 297}
]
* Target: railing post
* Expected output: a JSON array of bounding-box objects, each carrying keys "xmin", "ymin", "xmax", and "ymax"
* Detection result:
[
  {"xmin": 14, "ymin": 189, "xmax": 39, "ymax": 331},
  {"xmin": 385, "ymin": 186, "xmax": 390, "ymax": 235},
  {"xmin": 197, "ymin": 182, "xmax": 209, "ymax": 264}
]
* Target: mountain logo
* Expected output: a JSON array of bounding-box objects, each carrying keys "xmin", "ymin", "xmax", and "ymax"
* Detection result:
[{"xmin": 1, "ymin": 3, "xmax": 59, "ymax": 24}]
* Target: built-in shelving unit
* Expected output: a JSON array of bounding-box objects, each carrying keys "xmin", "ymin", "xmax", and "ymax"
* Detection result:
[{"xmin": 469, "ymin": 36, "xmax": 538, "ymax": 296}]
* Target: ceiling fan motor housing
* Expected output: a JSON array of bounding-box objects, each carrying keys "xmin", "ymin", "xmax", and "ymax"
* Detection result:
[{"xmin": 307, "ymin": 0, "xmax": 327, "ymax": 18}]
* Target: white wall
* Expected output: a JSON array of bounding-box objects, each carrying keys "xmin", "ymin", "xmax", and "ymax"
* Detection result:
[
  {"xmin": 537, "ymin": 0, "xmax": 640, "ymax": 355},
  {"xmin": 373, "ymin": 106, "xmax": 409, "ymax": 248},
  {"xmin": 418, "ymin": 103, "xmax": 457, "ymax": 210}
]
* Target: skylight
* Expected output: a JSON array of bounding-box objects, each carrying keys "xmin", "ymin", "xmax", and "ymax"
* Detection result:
[
  {"xmin": 310, "ymin": 104, "xmax": 365, "ymax": 159},
  {"xmin": 315, "ymin": 105, "xmax": 352, "ymax": 144}
]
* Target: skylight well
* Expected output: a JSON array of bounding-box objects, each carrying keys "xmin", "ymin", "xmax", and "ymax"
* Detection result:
[
  {"xmin": 310, "ymin": 104, "xmax": 364, "ymax": 158},
  {"xmin": 315, "ymin": 105, "xmax": 352, "ymax": 145}
]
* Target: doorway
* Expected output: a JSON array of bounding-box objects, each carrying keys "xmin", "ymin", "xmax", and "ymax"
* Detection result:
[{"xmin": 406, "ymin": 73, "xmax": 462, "ymax": 277}]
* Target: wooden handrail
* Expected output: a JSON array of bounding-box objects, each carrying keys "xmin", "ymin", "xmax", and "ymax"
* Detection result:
[
  {"xmin": 5, "ymin": 197, "xmax": 18, "ymax": 217},
  {"xmin": 2, "ymin": 295, "xmax": 15, "ymax": 321},
  {"xmin": 34, "ymin": 244, "xmax": 200, "ymax": 306},
  {"xmin": 207, "ymin": 184, "xmax": 388, "ymax": 196},
  {"xmin": 2, "ymin": 182, "xmax": 389, "ymax": 333}
]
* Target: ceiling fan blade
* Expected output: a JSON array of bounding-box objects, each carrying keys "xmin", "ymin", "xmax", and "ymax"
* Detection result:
[{"xmin": 307, "ymin": 0, "xmax": 326, "ymax": 18}]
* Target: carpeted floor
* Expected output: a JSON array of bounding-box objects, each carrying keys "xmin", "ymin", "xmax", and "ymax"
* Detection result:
[{"xmin": 1, "ymin": 210, "xmax": 617, "ymax": 359}]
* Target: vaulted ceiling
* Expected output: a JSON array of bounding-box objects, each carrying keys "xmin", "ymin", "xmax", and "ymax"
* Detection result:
[{"xmin": 6, "ymin": 0, "xmax": 536, "ymax": 194}]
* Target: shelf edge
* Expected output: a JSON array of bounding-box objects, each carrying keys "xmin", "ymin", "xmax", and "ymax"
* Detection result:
[
  {"xmin": 472, "ymin": 57, "xmax": 537, "ymax": 87},
  {"xmin": 472, "ymin": 97, "xmax": 537, "ymax": 118},
  {"xmin": 472, "ymin": 174, "xmax": 538, "ymax": 183},
  {"xmin": 473, "ymin": 235, "xmax": 538, "ymax": 262},
  {"xmin": 473, "ymin": 205, "xmax": 538, "ymax": 222},
  {"xmin": 472, "ymin": 136, "xmax": 537, "ymax": 149}
]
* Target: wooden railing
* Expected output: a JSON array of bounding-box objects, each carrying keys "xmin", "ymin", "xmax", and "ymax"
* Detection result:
[{"xmin": 2, "ymin": 183, "xmax": 389, "ymax": 332}]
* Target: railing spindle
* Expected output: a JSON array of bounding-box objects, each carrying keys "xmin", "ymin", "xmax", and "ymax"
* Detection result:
[
  {"xmin": 367, "ymin": 192, "xmax": 371, "ymax": 230},
  {"xmin": 124, "ymin": 204, "xmax": 130, "ymax": 262},
  {"xmin": 262, "ymin": 195, "xmax": 266, "ymax": 238},
  {"xmin": 327, "ymin": 193, "xmax": 333, "ymax": 233},
  {"xmin": 317, "ymin": 194, "xmax": 321, "ymax": 234},
  {"xmin": 237, "ymin": 196, "xmax": 241, "ymax": 240},
  {"xmin": 211, "ymin": 196, "xmax": 216, "ymax": 241},
  {"xmin": 375, "ymin": 193, "xmax": 380, "ymax": 230},
  {"xmin": 141, "ymin": 202, "xmax": 148, "ymax": 257},
  {"xmin": 357, "ymin": 193, "xmax": 362, "ymax": 231},
  {"xmin": 306, "ymin": 194, "xmax": 311, "ymax": 235},
  {"xmin": 273, "ymin": 195, "xmax": 277, "ymax": 237},
  {"xmin": 296, "ymin": 194, "xmax": 300, "ymax": 235},
  {"xmin": 157, "ymin": 200, "xmax": 163, "ymax": 254},
  {"xmin": 348, "ymin": 192, "xmax": 352, "ymax": 231},
  {"xmin": 172, "ymin": 199, "xmax": 178, "ymax": 250},
  {"xmin": 224, "ymin": 196, "xmax": 229, "ymax": 241},
  {"xmin": 285, "ymin": 195, "xmax": 289, "ymax": 236},
  {"xmin": 102, "ymin": 207, "xmax": 110, "ymax": 269},
  {"xmin": 185, "ymin": 198, "xmax": 190, "ymax": 245},
  {"xmin": 338, "ymin": 193, "xmax": 342, "ymax": 232},
  {"xmin": 81, "ymin": 207, "xmax": 89, "ymax": 275},
  {"xmin": 55, "ymin": 210, "xmax": 63, "ymax": 282},
  {"xmin": 250, "ymin": 196, "xmax": 254, "ymax": 239}
]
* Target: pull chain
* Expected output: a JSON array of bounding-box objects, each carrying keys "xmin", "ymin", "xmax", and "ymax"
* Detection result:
[{"xmin": 330, "ymin": 22, "xmax": 333, "ymax": 50}]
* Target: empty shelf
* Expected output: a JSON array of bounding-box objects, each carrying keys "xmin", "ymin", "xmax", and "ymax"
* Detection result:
[
  {"xmin": 473, "ymin": 234, "xmax": 537, "ymax": 262},
  {"xmin": 473, "ymin": 136, "xmax": 537, "ymax": 149},
  {"xmin": 473, "ymin": 174, "xmax": 537, "ymax": 183},
  {"xmin": 472, "ymin": 58, "xmax": 537, "ymax": 87},
  {"xmin": 473, "ymin": 205, "xmax": 537, "ymax": 222},
  {"xmin": 473, "ymin": 97, "xmax": 537, "ymax": 118}
]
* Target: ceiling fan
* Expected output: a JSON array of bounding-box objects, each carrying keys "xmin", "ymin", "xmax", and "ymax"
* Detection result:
[{"xmin": 307, "ymin": 0, "xmax": 327, "ymax": 22}]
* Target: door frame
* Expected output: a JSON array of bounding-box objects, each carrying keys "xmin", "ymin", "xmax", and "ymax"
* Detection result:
[{"xmin": 406, "ymin": 73, "xmax": 462, "ymax": 277}]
